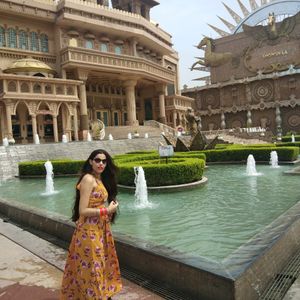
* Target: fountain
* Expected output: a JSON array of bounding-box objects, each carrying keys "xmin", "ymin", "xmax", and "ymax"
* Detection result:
[
  {"xmin": 87, "ymin": 131, "xmax": 92, "ymax": 142},
  {"xmin": 134, "ymin": 166, "xmax": 153, "ymax": 209},
  {"xmin": 291, "ymin": 134, "xmax": 295, "ymax": 143},
  {"xmin": 41, "ymin": 160, "xmax": 59, "ymax": 196},
  {"xmin": 62, "ymin": 134, "xmax": 68, "ymax": 143},
  {"xmin": 270, "ymin": 151, "xmax": 280, "ymax": 168},
  {"xmin": 108, "ymin": 134, "xmax": 114, "ymax": 140},
  {"xmin": 246, "ymin": 154, "xmax": 262, "ymax": 176},
  {"xmin": 2, "ymin": 137, "xmax": 9, "ymax": 147},
  {"xmin": 128, "ymin": 133, "xmax": 132, "ymax": 139},
  {"xmin": 34, "ymin": 134, "xmax": 40, "ymax": 145}
]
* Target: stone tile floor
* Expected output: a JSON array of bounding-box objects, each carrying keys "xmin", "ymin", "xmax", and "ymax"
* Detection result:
[{"xmin": 0, "ymin": 218, "xmax": 162, "ymax": 300}]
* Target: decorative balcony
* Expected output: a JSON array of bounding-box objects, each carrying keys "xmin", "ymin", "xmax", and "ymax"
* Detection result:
[
  {"xmin": 60, "ymin": 47, "xmax": 176, "ymax": 83},
  {"xmin": 165, "ymin": 95, "xmax": 194, "ymax": 111},
  {"xmin": 0, "ymin": 74, "xmax": 81, "ymax": 103}
]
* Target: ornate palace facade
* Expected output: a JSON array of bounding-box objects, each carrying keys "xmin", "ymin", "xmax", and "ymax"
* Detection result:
[
  {"xmin": 0, "ymin": 0, "xmax": 193, "ymax": 143},
  {"xmin": 183, "ymin": 1, "xmax": 300, "ymax": 135}
]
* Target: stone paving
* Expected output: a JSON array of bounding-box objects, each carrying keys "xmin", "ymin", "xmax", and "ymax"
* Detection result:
[{"xmin": 0, "ymin": 218, "xmax": 163, "ymax": 300}]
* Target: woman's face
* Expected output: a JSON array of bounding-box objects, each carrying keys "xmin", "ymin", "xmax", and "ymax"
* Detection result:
[{"xmin": 90, "ymin": 153, "xmax": 107, "ymax": 175}]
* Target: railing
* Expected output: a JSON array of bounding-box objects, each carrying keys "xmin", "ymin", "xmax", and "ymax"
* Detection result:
[
  {"xmin": 0, "ymin": 74, "xmax": 81, "ymax": 101},
  {"xmin": 165, "ymin": 95, "xmax": 194, "ymax": 111},
  {"xmin": 144, "ymin": 120, "xmax": 177, "ymax": 137},
  {"xmin": 61, "ymin": 47, "xmax": 175, "ymax": 82},
  {"xmin": 59, "ymin": 0, "xmax": 172, "ymax": 44}
]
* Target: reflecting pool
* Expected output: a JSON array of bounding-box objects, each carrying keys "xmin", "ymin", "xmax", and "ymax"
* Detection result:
[{"xmin": 0, "ymin": 164, "xmax": 299, "ymax": 262}]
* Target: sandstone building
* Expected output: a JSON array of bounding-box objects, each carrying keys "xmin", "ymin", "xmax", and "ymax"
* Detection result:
[{"xmin": 0, "ymin": 0, "xmax": 193, "ymax": 143}]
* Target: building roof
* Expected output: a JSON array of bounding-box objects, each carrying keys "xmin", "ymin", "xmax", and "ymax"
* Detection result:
[{"xmin": 3, "ymin": 57, "xmax": 55, "ymax": 74}]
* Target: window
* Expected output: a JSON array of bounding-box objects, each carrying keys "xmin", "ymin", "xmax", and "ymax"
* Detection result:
[
  {"xmin": 100, "ymin": 43, "xmax": 108, "ymax": 52},
  {"xmin": 19, "ymin": 31, "xmax": 28, "ymax": 50},
  {"xmin": 8, "ymin": 81, "xmax": 17, "ymax": 92},
  {"xmin": 114, "ymin": 45, "xmax": 122, "ymax": 55},
  {"xmin": 0, "ymin": 27, "xmax": 5, "ymax": 47},
  {"xmin": 85, "ymin": 40, "xmax": 93, "ymax": 49},
  {"xmin": 21, "ymin": 83, "xmax": 29, "ymax": 93},
  {"xmin": 40, "ymin": 34, "xmax": 48, "ymax": 52},
  {"xmin": 30, "ymin": 32, "xmax": 39, "ymax": 51},
  {"xmin": 8, "ymin": 28, "xmax": 17, "ymax": 48}
]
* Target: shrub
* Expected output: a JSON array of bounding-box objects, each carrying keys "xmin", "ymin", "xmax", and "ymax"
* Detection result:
[{"xmin": 116, "ymin": 157, "xmax": 205, "ymax": 187}]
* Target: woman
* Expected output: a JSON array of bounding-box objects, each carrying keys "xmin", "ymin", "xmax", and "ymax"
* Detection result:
[{"xmin": 61, "ymin": 149, "xmax": 122, "ymax": 300}]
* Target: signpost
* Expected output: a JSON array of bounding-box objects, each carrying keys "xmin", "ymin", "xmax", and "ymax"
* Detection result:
[{"xmin": 158, "ymin": 145, "xmax": 174, "ymax": 163}]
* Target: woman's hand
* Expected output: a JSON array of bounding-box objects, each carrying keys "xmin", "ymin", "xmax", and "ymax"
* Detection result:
[{"xmin": 107, "ymin": 200, "xmax": 119, "ymax": 214}]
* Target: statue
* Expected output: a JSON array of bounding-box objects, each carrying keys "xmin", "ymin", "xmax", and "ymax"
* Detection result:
[
  {"xmin": 191, "ymin": 37, "xmax": 233, "ymax": 70},
  {"xmin": 162, "ymin": 108, "xmax": 219, "ymax": 152},
  {"xmin": 243, "ymin": 11, "xmax": 300, "ymax": 42},
  {"xmin": 91, "ymin": 119, "xmax": 105, "ymax": 140},
  {"xmin": 185, "ymin": 108, "xmax": 199, "ymax": 137}
]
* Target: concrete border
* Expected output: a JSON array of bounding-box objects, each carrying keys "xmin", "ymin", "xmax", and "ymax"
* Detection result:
[{"xmin": 118, "ymin": 176, "xmax": 208, "ymax": 192}]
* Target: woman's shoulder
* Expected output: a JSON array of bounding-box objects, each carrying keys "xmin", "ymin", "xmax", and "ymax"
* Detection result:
[{"xmin": 81, "ymin": 174, "xmax": 95, "ymax": 185}]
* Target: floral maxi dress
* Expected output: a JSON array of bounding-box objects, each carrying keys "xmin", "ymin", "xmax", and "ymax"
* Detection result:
[{"xmin": 61, "ymin": 181, "xmax": 122, "ymax": 299}]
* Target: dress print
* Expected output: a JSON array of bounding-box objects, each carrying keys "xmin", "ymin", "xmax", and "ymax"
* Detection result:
[{"xmin": 61, "ymin": 181, "xmax": 122, "ymax": 299}]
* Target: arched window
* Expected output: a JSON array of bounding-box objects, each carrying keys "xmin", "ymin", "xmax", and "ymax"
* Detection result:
[
  {"xmin": 21, "ymin": 83, "xmax": 29, "ymax": 93},
  {"xmin": 85, "ymin": 40, "xmax": 93, "ymax": 49},
  {"xmin": 8, "ymin": 81, "xmax": 17, "ymax": 92},
  {"xmin": 114, "ymin": 45, "xmax": 122, "ymax": 55},
  {"xmin": 0, "ymin": 26, "xmax": 5, "ymax": 47},
  {"xmin": 100, "ymin": 43, "xmax": 108, "ymax": 52},
  {"xmin": 33, "ymin": 83, "xmax": 41, "ymax": 93},
  {"xmin": 30, "ymin": 32, "xmax": 39, "ymax": 51},
  {"xmin": 8, "ymin": 28, "xmax": 17, "ymax": 48},
  {"xmin": 40, "ymin": 34, "xmax": 49, "ymax": 52},
  {"xmin": 19, "ymin": 31, "xmax": 28, "ymax": 50}
]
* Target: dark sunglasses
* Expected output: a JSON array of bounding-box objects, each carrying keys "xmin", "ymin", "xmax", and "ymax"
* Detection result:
[{"xmin": 93, "ymin": 158, "xmax": 107, "ymax": 164}]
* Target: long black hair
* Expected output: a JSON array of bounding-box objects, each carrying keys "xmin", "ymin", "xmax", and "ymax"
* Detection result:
[{"xmin": 72, "ymin": 149, "xmax": 119, "ymax": 223}]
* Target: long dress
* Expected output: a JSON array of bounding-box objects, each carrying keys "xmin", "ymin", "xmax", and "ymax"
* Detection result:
[{"xmin": 61, "ymin": 181, "xmax": 122, "ymax": 299}]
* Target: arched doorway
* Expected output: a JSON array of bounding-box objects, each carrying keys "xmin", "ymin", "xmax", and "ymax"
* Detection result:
[
  {"xmin": 14, "ymin": 101, "xmax": 30, "ymax": 143},
  {"xmin": 36, "ymin": 102, "xmax": 54, "ymax": 143},
  {"xmin": 58, "ymin": 103, "xmax": 72, "ymax": 142}
]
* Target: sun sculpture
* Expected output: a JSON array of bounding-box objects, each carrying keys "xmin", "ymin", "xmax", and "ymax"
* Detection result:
[{"xmin": 192, "ymin": 0, "xmax": 300, "ymax": 82}]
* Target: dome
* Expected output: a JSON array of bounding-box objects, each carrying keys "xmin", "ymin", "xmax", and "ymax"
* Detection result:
[{"xmin": 3, "ymin": 57, "xmax": 55, "ymax": 75}]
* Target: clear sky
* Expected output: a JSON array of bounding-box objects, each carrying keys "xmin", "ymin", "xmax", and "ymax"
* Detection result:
[{"xmin": 151, "ymin": 0, "xmax": 243, "ymax": 89}]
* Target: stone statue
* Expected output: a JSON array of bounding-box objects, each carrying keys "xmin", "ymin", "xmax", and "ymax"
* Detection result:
[
  {"xmin": 243, "ymin": 11, "xmax": 300, "ymax": 42},
  {"xmin": 191, "ymin": 37, "xmax": 232, "ymax": 69},
  {"xmin": 185, "ymin": 108, "xmax": 198, "ymax": 137}
]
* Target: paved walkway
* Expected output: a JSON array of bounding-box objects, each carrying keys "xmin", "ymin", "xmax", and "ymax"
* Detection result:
[{"xmin": 0, "ymin": 218, "xmax": 162, "ymax": 300}]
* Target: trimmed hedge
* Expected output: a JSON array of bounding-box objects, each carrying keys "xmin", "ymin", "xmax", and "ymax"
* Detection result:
[
  {"xmin": 19, "ymin": 160, "xmax": 84, "ymax": 176},
  {"xmin": 282, "ymin": 135, "xmax": 300, "ymax": 142},
  {"xmin": 201, "ymin": 146, "xmax": 299, "ymax": 162},
  {"xmin": 116, "ymin": 157, "xmax": 205, "ymax": 187}
]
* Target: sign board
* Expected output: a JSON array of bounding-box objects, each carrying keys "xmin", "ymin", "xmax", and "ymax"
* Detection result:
[{"xmin": 159, "ymin": 145, "xmax": 174, "ymax": 157}]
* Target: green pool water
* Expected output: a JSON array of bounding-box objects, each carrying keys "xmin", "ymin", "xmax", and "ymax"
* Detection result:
[{"xmin": 0, "ymin": 164, "xmax": 299, "ymax": 262}]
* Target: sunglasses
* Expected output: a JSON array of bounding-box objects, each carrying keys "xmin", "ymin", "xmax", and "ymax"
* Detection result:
[{"xmin": 93, "ymin": 158, "xmax": 107, "ymax": 164}]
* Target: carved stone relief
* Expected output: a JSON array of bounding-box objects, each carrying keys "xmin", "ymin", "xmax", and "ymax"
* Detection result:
[{"xmin": 252, "ymin": 81, "xmax": 274, "ymax": 103}]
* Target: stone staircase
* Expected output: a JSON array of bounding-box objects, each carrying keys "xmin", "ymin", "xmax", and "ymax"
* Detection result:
[
  {"xmin": 103, "ymin": 125, "xmax": 164, "ymax": 140},
  {"xmin": 206, "ymin": 132, "xmax": 269, "ymax": 145}
]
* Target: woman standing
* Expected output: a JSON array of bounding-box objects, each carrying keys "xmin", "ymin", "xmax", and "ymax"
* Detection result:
[{"xmin": 61, "ymin": 149, "xmax": 122, "ymax": 299}]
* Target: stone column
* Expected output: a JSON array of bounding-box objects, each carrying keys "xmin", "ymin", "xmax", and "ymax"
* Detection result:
[
  {"xmin": 246, "ymin": 109, "xmax": 252, "ymax": 128},
  {"xmin": 221, "ymin": 111, "xmax": 226, "ymax": 129},
  {"xmin": 77, "ymin": 70, "xmax": 89, "ymax": 140},
  {"xmin": 5, "ymin": 101, "xmax": 13, "ymax": 140},
  {"xmin": 173, "ymin": 111, "xmax": 177, "ymax": 128},
  {"xmin": 53, "ymin": 115, "xmax": 59, "ymax": 143},
  {"xmin": 157, "ymin": 84, "xmax": 166, "ymax": 124},
  {"xmin": 275, "ymin": 105, "xmax": 282, "ymax": 140},
  {"xmin": 124, "ymin": 80, "xmax": 138, "ymax": 126},
  {"xmin": 73, "ymin": 103, "xmax": 79, "ymax": 141},
  {"xmin": 31, "ymin": 114, "xmax": 38, "ymax": 142}
]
